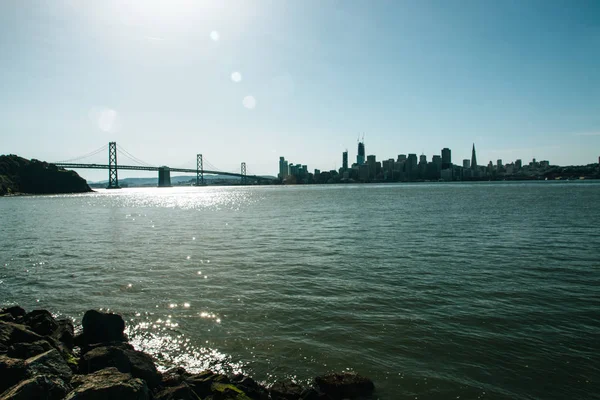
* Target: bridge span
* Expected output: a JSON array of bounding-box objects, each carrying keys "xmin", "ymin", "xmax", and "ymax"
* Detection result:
[{"xmin": 54, "ymin": 142, "xmax": 275, "ymax": 188}]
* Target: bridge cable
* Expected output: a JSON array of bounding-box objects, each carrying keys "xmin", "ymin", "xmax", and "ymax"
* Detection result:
[
  {"xmin": 54, "ymin": 144, "xmax": 108, "ymax": 163},
  {"xmin": 117, "ymin": 145, "xmax": 155, "ymax": 167},
  {"xmin": 203, "ymin": 158, "xmax": 224, "ymax": 172},
  {"xmin": 117, "ymin": 152, "xmax": 154, "ymax": 168}
]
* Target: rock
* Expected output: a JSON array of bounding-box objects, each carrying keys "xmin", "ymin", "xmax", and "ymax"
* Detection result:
[
  {"xmin": 65, "ymin": 367, "xmax": 150, "ymax": 400},
  {"xmin": 269, "ymin": 380, "xmax": 304, "ymax": 400},
  {"xmin": 0, "ymin": 321, "xmax": 44, "ymax": 347},
  {"xmin": 20, "ymin": 310, "xmax": 59, "ymax": 337},
  {"xmin": 211, "ymin": 383, "xmax": 252, "ymax": 400},
  {"xmin": 8, "ymin": 340, "xmax": 53, "ymax": 359},
  {"xmin": 0, "ymin": 314, "xmax": 15, "ymax": 323},
  {"xmin": 161, "ymin": 366, "xmax": 191, "ymax": 387},
  {"xmin": 25, "ymin": 348, "xmax": 73, "ymax": 381},
  {"xmin": 80, "ymin": 345, "xmax": 161, "ymax": 388},
  {"xmin": 185, "ymin": 370, "xmax": 230, "ymax": 398},
  {"xmin": 0, "ymin": 155, "xmax": 92, "ymax": 196},
  {"xmin": 0, "ymin": 355, "xmax": 29, "ymax": 393},
  {"xmin": 53, "ymin": 319, "xmax": 75, "ymax": 350},
  {"xmin": 299, "ymin": 388, "xmax": 327, "ymax": 400},
  {"xmin": 0, "ymin": 375, "xmax": 70, "ymax": 400},
  {"xmin": 0, "ymin": 306, "xmax": 26, "ymax": 319},
  {"xmin": 231, "ymin": 376, "xmax": 268, "ymax": 400},
  {"xmin": 314, "ymin": 372, "xmax": 375, "ymax": 399},
  {"xmin": 81, "ymin": 310, "xmax": 126, "ymax": 345},
  {"xmin": 82, "ymin": 340, "xmax": 134, "ymax": 354},
  {"xmin": 155, "ymin": 382, "xmax": 200, "ymax": 400}
]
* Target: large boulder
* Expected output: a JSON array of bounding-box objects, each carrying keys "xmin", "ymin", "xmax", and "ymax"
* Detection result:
[
  {"xmin": 0, "ymin": 321, "xmax": 44, "ymax": 348},
  {"xmin": 80, "ymin": 310, "xmax": 126, "ymax": 345},
  {"xmin": 80, "ymin": 346, "xmax": 161, "ymax": 388},
  {"xmin": 0, "ymin": 314, "xmax": 15, "ymax": 323},
  {"xmin": 0, "ymin": 306, "xmax": 26, "ymax": 319},
  {"xmin": 0, "ymin": 355, "xmax": 29, "ymax": 393},
  {"xmin": 231, "ymin": 375, "xmax": 268, "ymax": 400},
  {"xmin": 211, "ymin": 383, "xmax": 252, "ymax": 400},
  {"xmin": 65, "ymin": 367, "xmax": 150, "ymax": 400},
  {"xmin": 185, "ymin": 370, "xmax": 230, "ymax": 398},
  {"xmin": 20, "ymin": 310, "xmax": 59, "ymax": 337},
  {"xmin": 25, "ymin": 348, "xmax": 73, "ymax": 381},
  {"xmin": 269, "ymin": 380, "xmax": 304, "ymax": 400},
  {"xmin": 161, "ymin": 366, "xmax": 191, "ymax": 387},
  {"xmin": 314, "ymin": 372, "xmax": 375, "ymax": 399},
  {"xmin": 53, "ymin": 319, "xmax": 75, "ymax": 350},
  {"xmin": 155, "ymin": 383, "xmax": 200, "ymax": 400},
  {"xmin": 8, "ymin": 340, "xmax": 53, "ymax": 359},
  {"xmin": 0, "ymin": 375, "xmax": 70, "ymax": 400}
]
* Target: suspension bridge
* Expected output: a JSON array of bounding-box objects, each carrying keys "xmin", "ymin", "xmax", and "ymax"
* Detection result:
[{"xmin": 53, "ymin": 142, "xmax": 275, "ymax": 188}]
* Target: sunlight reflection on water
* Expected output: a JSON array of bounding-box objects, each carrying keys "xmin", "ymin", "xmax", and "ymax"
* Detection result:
[{"xmin": 127, "ymin": 318, "xmax": 243, "ymax": 375}]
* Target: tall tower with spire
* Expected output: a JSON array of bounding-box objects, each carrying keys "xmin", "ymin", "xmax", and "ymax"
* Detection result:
[{"xmin": 471, "ymin": 143, "xmax": 478, "ymax": 169}]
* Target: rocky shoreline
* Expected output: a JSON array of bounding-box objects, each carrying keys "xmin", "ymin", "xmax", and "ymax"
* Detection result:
[
  {"xmin": 0, "ymin": 306, "xmax": 375, "ymax": 399},
  {"xmin": 0, "ymin": 155, "xmax": 92, "ymax": 196}
]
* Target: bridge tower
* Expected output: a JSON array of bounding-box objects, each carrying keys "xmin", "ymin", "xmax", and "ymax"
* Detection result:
[
  {"xmin": 241, "ymin": 162, "xmax": 247, "ymax": 185},
  {"xmin": 107, "ymin": 141, "xmax": 120, "ymax": 189},
  {"xmin": 196, "ymin": 154, "xmax": 204, "ymax": 186}
]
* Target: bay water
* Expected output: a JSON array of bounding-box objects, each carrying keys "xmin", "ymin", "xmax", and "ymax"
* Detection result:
[{"xmin": 1, "ymin": 182, "xmax": 599, "ymax": 399}]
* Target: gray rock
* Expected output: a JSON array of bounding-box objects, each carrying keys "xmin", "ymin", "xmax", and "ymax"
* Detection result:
[
  {"xmin": 66, "ymin": 367, "xmax": 150, "ymax": 400},
  {"xmin": 232, "ymin": 376, "xmax": 268, "ymax": 400},
  {"xmin": 185, "ymin": 370, "xmax": 230, "ymax": 398},
  {"xmin": 0, "ymin": 355, "xmax": 29, "ymax": 393},
  {"xmin": 81, "ymin": 310, "xmax": 126, "ymax": 345},
  {"xmin": 161, "ymin": 366, "xmax": 190, "ymax": 387},
  {"xmin": 0, "ymin": 321, "xmax": 44, "ymax": 347},
  {"xmin": 0, "ymin": 314, "xmax": 15, "ymax": 323},
  {"xmin": 25, "ymin": 348, "xmax": 73, "ymax": 381},
  {"xmin": 20, "ymin": 310, "xmax": 59, "ymax": 337},
  {"xmin": 8, "ymin": 340, "xmax": 53, "ymax": 359},
  {"xmin": 155, "ymin": 382, "xmax": 200, "ymax": 400},
  {"xmin": 0, "ymin": 375, "xmax": 69, "ymax": 400},
  {"xmin": 314, "ymin": 372, "xmax": 375, "ymax": 399},
  {"xmin": 80, "ymin": 346, "xmax": 161, "ymax": 388},
  {"xmin": 53, "ymin": 319, "xmax": 75, "ymax": 350},
  {"xmin": 270, "ymin": 380, "xmax": 305, "ymax": 400},
  {"xmin": 0, "ymin": 307, "xmax": 26, "ymax": 319}
]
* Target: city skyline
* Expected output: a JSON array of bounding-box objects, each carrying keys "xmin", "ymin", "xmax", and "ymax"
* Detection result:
[
  {"xmin": 1, "ymin": 1, "xmax": 599, "ymax": 182},
  {"xmin": 278, "ymin": 140, "xmax": 563, "ymax": 184}
]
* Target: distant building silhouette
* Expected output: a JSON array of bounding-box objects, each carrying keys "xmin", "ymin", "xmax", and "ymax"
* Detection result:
[
  {"xmin": 367, "ymin": 155, "xmax": 376, "ymax": 180},
  {"xmin": 357, "ymin": 141, "xmax": 365, "ymax": 165},
  {"xmin": 471, "ymin": 143, "xmax": 478, "ymax": 169},
  {"xmin": 342, "ymin": 151, "xmax": 348, "ymax": 170},
  {"xmin": 463, "ymin": 159, "xmax": 470, "ymax": 169},
  {"xmin": 441, "ymin": 148, "xmax": 451, "ymax": 169},
  {"xmin": 278, "ymin": 157, "xmax": 289, "ymax": 179}
]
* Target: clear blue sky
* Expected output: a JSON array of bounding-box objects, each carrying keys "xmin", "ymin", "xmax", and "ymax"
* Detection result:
[{"xmin": 1, "ymin": 0, "xmax": 599, "ymax": 180}]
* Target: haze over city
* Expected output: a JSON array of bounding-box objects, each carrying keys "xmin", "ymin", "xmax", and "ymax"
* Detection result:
[{"xmin": 1, "ymin": 0, "xmax": 599, "ymax": 182}]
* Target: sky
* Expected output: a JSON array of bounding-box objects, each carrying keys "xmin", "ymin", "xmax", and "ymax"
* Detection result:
[{"xmin": 1, "ymin": 0, "xmax": 599, "ymax": 181}]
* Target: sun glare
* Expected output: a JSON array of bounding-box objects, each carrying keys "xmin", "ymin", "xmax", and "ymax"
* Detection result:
[{"xmin": 117, "ymin": 0, "xmax": 233, "ymax": 26}]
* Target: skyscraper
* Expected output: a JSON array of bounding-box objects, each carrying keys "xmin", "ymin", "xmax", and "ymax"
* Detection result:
[
  {"xmin": 441, "ymin": 148, "xmax": 451, "ymax": 169},
  {"xmin": 367, "ymin": 155, "xmax": 376, "ymax": 180},
  {"xmin": 471, "ymin": 143, "xmax": 478, "ymax": 169},
  {"xmin": 342, "ymin": 151, "xmax": 348, "ymax": 170},
  {"xmin": 357, "ymin": 141, "xmax": 365, "ymax": 165},
  {"xmin": 278, "ymin": 157, "xmax": 289, "ymax": 179}
]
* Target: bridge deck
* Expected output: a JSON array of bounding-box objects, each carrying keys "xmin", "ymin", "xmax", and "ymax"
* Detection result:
[{"xmin": 54, "ymin": 163, "xmax": 273, "ymax": 181}]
